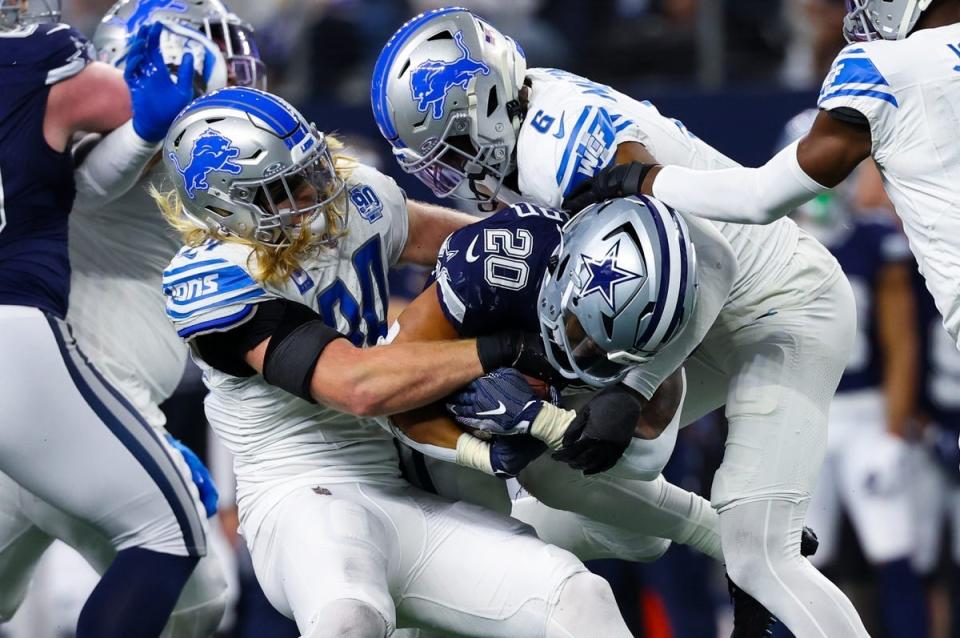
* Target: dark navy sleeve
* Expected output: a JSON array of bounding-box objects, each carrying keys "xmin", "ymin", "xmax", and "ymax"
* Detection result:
[
  {"xmin": 433, "ymin": 203, "xmax": 567, "ymax": 337},
  {"xmin": 1, "ymin": 23, "xmax": 94, "ymax": 86}
]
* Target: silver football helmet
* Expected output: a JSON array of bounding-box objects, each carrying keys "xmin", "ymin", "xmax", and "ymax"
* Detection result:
[
  {"xmin": 372, "ymin": 7, "xmax": 526, "ymax": 204},
  {"xmin": 538, "ymin": 196, "xmax": 698, "ymax": 387},
  {"xmin": 163, "ymin": 87, "xmax": 345, "ymax": 247},
  {"xmin": 844, "ymin": 0, "xmax": 935, "ymax": 41},
  {"xmin": 95, "ymin": 0, "xmax": 265, "ymax": 90},
  {"xmin": 0, "ymin": 0, "xmax": 61, "ymax": 30}
]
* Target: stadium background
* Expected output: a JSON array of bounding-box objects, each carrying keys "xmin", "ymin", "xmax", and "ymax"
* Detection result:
[{"xmin": 2, "ymin": 1, "xmax": 957, "ymax": 637}]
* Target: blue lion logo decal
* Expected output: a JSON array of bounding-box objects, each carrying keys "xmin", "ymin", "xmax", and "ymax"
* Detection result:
[
  {"xmin": 169, "ymin": 128, "xmax": 243, "ymax": 200},
  {"xmin": 121, "ymin": 0, "xmax": 188, "ymax": 33},
  {"xmin": 410, "ymin": 31, "xmax": 490, "ymax": 119}
]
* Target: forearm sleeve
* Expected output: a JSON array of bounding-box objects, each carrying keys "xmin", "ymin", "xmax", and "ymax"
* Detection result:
[
  {"xmin": 652, "ymin": 140, "xmax": 829, "ymax": 225},
  {"xmin": 74, "ymin": 120, "xmax": 159, "ymax": 211}
]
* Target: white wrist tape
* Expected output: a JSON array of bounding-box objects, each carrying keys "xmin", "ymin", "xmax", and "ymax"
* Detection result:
[
  {"xmin": 652, "ymin": 140, "xmax": 829, "ymax": 225},
  {"xmin": 530, "ymin": 403, "xmax": 577, "ymax": 450},
  {"xmin": 455, "ymin": 433, "xmax": 494, "ymax": 475}
]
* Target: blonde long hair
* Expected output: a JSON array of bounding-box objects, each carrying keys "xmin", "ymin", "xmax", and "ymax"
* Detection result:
[{"xmin": 154, "ymin": 136, "xmax": 355, "ymax": 286}]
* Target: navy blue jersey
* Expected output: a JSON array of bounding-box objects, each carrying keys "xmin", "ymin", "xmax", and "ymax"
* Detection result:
[
  {"xmin": 824, "ymin": 213, "xmax": 911, "ymax": 393},
  {"xmin": 0, "ymin": 23, "xmax": 94, "ymax": 317},
  {"xmin": 434, "ymin": 203, "xmax": 568, "ymax": 337},
  {"xmin": 915, "ymin": 270, "xmax": 960, "ymax": 430}
]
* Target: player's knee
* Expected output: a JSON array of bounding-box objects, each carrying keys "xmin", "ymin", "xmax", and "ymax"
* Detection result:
[
  {"xmin": 555, "ymin": 571, "xmax": 619, "ymax": 616},
  {"xmin": 303, "ymin": 599, "xmax": 389, "ymax": 638}
]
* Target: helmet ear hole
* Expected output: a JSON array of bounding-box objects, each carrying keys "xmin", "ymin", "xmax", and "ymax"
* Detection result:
[{"xmin": 486, "ymin": 86, "xmax": 500, "ymax": 117}]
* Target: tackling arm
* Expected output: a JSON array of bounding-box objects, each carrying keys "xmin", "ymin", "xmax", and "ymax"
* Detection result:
[
  {"xmin": 44, "ymin": 62, "xmax": 132, "ymax": 152},
  {"xmin": 242, "ymin": 328, "xmax": 484, "ymax": 418},
  {"xmin": 400, "ymin": 200, "xmax": 477, "ymax": 267},
  {"xmin": 643, "ymin": 111, "xmax": 871, "ymax": 224}
]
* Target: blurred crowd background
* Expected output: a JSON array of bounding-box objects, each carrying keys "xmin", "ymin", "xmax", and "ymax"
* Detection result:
[{"xmin": 3, "ymin": 1, "xmax": 959, "ymax": 638}]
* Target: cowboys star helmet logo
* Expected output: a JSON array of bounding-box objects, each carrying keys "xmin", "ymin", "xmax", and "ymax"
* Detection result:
[{"xmin": 580, "ymin": 241, "xmax": 643, "ymax": 311}]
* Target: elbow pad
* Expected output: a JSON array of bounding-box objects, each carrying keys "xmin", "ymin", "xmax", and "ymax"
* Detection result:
[
  {"xmin": 262, "ymin": 302, "xmax": 344, "ymax": 402},
  {"xmin": 653, "ymin": 140, "xmax": 829, "ymax": 224}
]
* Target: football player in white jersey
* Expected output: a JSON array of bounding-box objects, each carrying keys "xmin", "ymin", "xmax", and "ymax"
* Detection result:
[
  {"xmin": 0, "ymin": 2, "xmax": 262, "ymax": 634},
  {"xmin": 372, "ymin": 8, "xmax": 868, "ymax": 637},
  {"xmin": 155, "ymin": 86, "xmax": 632, "ymax": 638},
  {"xmin": 570, "ymin": 0, "xmax": 960, "ymax": 352}
]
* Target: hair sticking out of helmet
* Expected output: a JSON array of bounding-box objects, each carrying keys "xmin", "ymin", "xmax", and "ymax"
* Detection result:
[
  {"xmin": 843, "ymin": 0, "xmax": 934, "ymax": 42},
  {"xmin": 537, "ymin": 196, "xmax": 698, "ymax": 388},
  {"xmin": 371, "ymin": 7, "xmax": 527, "ymax": 206},
  {"xmin": 0, "ymin": 0, "xmax": 61, "ymax": 30},
  {"xmin": 153, "ymin": 87, "xmax": 355, "ymax": 284}
]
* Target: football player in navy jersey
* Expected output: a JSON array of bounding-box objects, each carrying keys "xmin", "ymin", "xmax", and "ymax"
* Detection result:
[
  {"xmin": 0, "ymin": 4, "xmax": 220, "ymax": 637},
  {"xmin": 780, "ymin": 110, "xmax": 928, "ymax": 638}
]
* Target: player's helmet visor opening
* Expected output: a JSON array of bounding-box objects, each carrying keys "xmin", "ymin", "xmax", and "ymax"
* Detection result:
[
  {"xmin": 239, "ymin": 134, "xmax": 345, "ymax": 247},
  {"xmin": 203, "ymin": 18, "xmax": 266, "ymax": 90},
  {"xmin": 0, "ymin": 0, "xmax": 60, "ymax": 30},
  {"xmin": 393, "ymin": 112, "xmax": 510, "ymax": 204}
]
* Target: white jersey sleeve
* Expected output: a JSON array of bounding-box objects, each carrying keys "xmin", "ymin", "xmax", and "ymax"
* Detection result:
[
  {"xmin": 621, "ymin": 214, "xmax": 738, "ymax": 399},
  {"xmin": 817, "ymin": 43, "xmax": 899, "ymax": 151},
  {"xmin": 519, "ymin": 68, "xmax": 738, "ymax": 208},
  {"xmin": 162, "ymin": 241, "xmax": 275, "ymax": 339},
  {"xmin": 346, "ymin": 164, "xmax": 409, "ymax": 267}
]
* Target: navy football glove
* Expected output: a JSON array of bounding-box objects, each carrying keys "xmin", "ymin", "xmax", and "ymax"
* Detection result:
[
  {"xmin": 125, "ymin": 22, "xmax": 198, "ymax": 143},
  {"xmin": 447, "ymin": 368, "xmax": 546, "ymax": 435},
  {"xmin": 490, "ymin": 435, "xmax": 548, "ymax": 478},
  {"xmin": 562, "ymin": 162, "xmax": 657, "ymax": 213},
  {"xmin": 166, "ymin": 434, "xmax": 218, "ymax": 517},
  {"xmin": 552, "ymin": 384, "xmax": 642, "ymax": 475}
]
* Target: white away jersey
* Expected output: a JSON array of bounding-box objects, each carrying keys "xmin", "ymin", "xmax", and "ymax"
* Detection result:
[
  {"xmin": 67, "ymin": 162, "xmax": 186, "ymax": 428},
  {"xmin": 162, "ymin": 164, "xmax": 408, "ymax": 521},
  {"xmin": 818, "ymin": 25, "xmax": 960, "ymax": 343},
  {"xmin": 517, "ymin": 68, "xmax": 834, "ymax": 332}
]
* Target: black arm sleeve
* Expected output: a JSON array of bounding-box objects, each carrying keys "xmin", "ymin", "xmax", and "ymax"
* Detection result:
[
  {"xmin": 193, "ymin": 300, "xmax": 287, "ymax": 377},
  {"xmin": 825, "ymin": 106, "xmax": 870, "ymax": 129},
  {"xmin": 192, "ymin": 299, "xmax": 345, "ymax": 401}
]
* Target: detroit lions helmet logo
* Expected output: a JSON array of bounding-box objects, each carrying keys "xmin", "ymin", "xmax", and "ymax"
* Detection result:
[
  {"xmin": 169, "ymin": 128, "xmax": 243, "ymax": 200},
  {"xmin": 410, "ymin": 31, "xmax": 490, "ymax": 119},
  {"xmin": 121, "ymin": 0, "xmax": 189, "ymax": 33}
]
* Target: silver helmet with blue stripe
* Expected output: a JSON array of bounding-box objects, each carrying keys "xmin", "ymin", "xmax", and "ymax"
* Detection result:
[
  {"xmin": 162, "ymin": 87, "xmax": 344, "ymax": 247},
  {"xmin": 94, "ymin": 0, "xmax": 265, "ymax": 91},
  {"xmin": 371, "ymin": 7, "xmax": 526, "ymax": 205},
  {"xmin": 538, "ymin": 196, "xmax": 698, "ymax": 387},
  {"xmin": 843, "ymin": 0, "xmax": 935, "ymax": 41},
  {"xmin": 0, "ymin": 0, "xmax": 61, "ymax": 30}
]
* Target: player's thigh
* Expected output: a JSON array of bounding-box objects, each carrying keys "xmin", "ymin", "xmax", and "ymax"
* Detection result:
[
  {"xmin": 0, "ymin": 478, "xmax": 53, "ymax": 621},
  {"xmin": 383, "ymin": 486, "xmax": 586, "ymax": 638},
  {"xmin": 678, "ymin": 352, "xmax": 729, "ymax": 427},
  {"xmin": 839, "ymin": 428, "xmax": 915, "ymax": 563},
  {"xmin": 511, "ymin": 495, "xmax": 671, "ymax": 562},
  {"xmin": 0, "ymin": 308, "xmax": 206, "ymax": 557},
  {"xmin": 520, "ymin": 455, "xmax": 695, "ymax": 539},
  {"xmin": 245, "ymin": 485, "xmax": 396, "ymax": 634},
  {"xmin": 804, "ymin": 452, "xmax": 841, "ymax": 567},
  {"xmin": 710, "ymin": 278, "xmax": 855, "ymax": 511}
]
